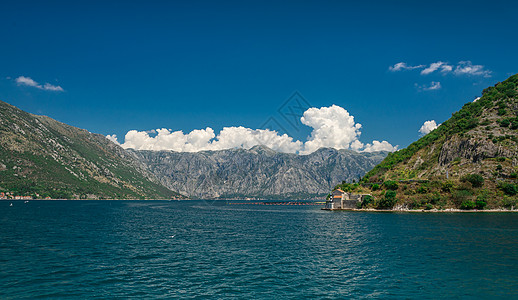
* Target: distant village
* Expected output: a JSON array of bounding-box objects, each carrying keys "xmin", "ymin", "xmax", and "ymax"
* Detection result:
[{"xmin": 0, "ymin": 192, "xmax": 52, "ymax": 200}]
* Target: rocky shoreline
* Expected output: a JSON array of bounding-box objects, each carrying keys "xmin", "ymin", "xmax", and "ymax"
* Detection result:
[{"xmin": 323, "ymin": 207, "xmax": 517, "ymax": 213}]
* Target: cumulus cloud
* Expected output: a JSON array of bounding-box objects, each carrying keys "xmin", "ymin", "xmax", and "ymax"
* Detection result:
[
  {"xmin": 106, "ymin": 134, "xmax": 120, "ymax": 145},
  {"xmin": 362, "ymin": 140, "xmax": 398, "ymax": 152},
  {"xmin": 454, "ymin": 61, "xmax": 492, "ymax": 77},
  {"xmin": 419, "ymin": 120, "xmax": 440, "ymax": 136},
  {"xmin": 119, "ymin": 127, "xmax": 303, "ymax": 153},
  {"xmin": 300, "ymin": 105, "xmax": 362, "ymax": 154},
  {"xmin": 15, "ymin": 76, "xmax": 64, "ymax": 92},
  {"xmin": 111, "ymin": 105, "xmax": 397, "ymax": 154},
  {"xmin": 389, "ymin": 62, "xmax": 424, "ymax": 71}
]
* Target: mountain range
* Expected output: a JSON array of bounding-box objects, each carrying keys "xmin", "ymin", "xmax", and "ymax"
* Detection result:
[
  {"xmin": 131, "ymin": 146, "xmax": 386, "ymax": 199},
  {"xmin": 5, "ymin": 73, "xmax": 516, "ymax": 204},
  {"xmin": 0, "ymin": 100, "xmax": 386, "ymax": 199}
]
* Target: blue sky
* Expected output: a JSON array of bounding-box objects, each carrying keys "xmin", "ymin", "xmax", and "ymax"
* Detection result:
[{"xmin": 1, "ymin": 0, "xmax": 517, "ymax": 152}]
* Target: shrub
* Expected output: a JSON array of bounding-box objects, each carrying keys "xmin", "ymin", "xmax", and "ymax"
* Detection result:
[
  {"xmin": 377, "ymin": 190, "xmax": 397, "ymax": 209},
  {"xmin": 371, "ymin": 184, "xmax": 380, "ymax": 191},
  {"xmin": 361, "ymin": 195, "xmax": 374, "ymax": 208},
  {"xmin": 417, "ymin": 186, "xmax": 429, "ymax": 194},
  {"xmin": 475, "ymin": 200, "xmax": 487, "ymax": 210},
  {"xmin": 498, "ymin": 108, "xmax": 507, "ymax": 116},
  {"xmin": 499, "ymin": 183, "xmax": 518, "ymax": 196},
  {"xmin": 429, "ymin": 193, "xmax": 442, "ymax": 204},
  {"xmin": 453, "ymin": 189, "xmax": 473, "ymax": 207},
  {"xmin": 499, "ymin": 119, "xmax": 510, "ymax": 127},
  {"xmin": 384, "ymin": 180, "xmax": 399, "ymax": 191},
  {"xmin": 460, "ymin": 200, "xmax": 475, "ymax": 210},
  {"xmin": 510, "ymin": 172, "xmax": 517, "ymax": 179},
  {"xmin": 425, "ymin": 203, "xmax": 434, "ymax": 210},
  {"xmin": 461, "ymin": 174, "xmax": 484, "ymax": 188},
  {"xmin": 409, "ymin": 198, "xmax": 421, "ymax": 209},
  {"xmin": 496, "ymin": 164, "xmax": 503, "ymax": 171},
  {"xmin": 501, "ymin": 197, "xmax": 518, "ymax": 209},
  {"xmin": 442, "ymin": 181, "xmax": 455, "ymax": 193}
]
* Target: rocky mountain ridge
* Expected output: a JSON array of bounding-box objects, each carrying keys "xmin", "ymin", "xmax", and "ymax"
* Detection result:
[
  {"xmin": 131, "ymin": 146, "xmax": 387, "ymax": 199},
  {"xmin": 0, "ymin": 100, "xmax": 180, "ymax": 199},
  {"xmin": 0, "ymin": 99, "xmax": 387, "ymax": 200}
]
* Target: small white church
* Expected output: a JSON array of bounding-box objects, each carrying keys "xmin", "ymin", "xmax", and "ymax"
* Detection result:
[{"xmin": 324, "ymin": 189, "xmax": 372, "ymax": 210}]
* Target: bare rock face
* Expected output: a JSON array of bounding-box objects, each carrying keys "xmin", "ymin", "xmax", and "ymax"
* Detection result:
[
  {"xmin": 438, "ymin": 136, "xmax": 511, "ymax": 166},
  {"xmin": 131, "ymin": 146, "xmax": 387, "ymax": 199}
]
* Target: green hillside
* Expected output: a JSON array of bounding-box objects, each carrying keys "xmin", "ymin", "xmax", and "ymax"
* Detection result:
[
  {"xmin": 0, "ymin": 100, "xmax": 182, "ymax": 199},
  {"xmin": 336, "ymin": 74, "xmax": 518, "ymax": 210}
]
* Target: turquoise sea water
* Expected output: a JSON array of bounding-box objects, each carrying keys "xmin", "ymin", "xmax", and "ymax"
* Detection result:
[{"xmin": 1, "ymin": 200, "xmax": 518, "ymax": 299}]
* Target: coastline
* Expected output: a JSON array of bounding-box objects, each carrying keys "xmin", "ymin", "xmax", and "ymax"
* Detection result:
[
  {"xmin": 322, "ymin": 207, "xmax": 518, "ymax": 213},
  {"xmin": 4, "ymin": 199, "xmax": 517, "ymax": 213}
]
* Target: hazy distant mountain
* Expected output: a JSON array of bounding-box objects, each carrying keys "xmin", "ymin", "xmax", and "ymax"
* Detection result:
[
  {"xmin": 0, "ymin": 100, "xmax": 181, "ymax": 199},
  {"xmin": 131, "ymin": 146, "xmax": 387, "ymax": 199}
]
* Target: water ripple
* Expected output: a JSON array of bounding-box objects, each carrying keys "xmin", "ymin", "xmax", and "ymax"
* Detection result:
[{"xmin": 1, "ymin": 200, "xmax": 518, "ymax": 299}]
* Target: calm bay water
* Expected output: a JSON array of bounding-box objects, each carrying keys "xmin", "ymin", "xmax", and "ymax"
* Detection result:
[{"xmin": 1, "ymin": 200, "xmax": 518, "ymax": 299}]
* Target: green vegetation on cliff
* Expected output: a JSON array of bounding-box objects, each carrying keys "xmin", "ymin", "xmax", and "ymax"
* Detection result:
[
  {"xmin": 0, "ymin": 100, "xmax": 182, "ymax": 199},
  {"xmin": 335, "ymin": 74, "xmax": 518, "ymax": 210}
]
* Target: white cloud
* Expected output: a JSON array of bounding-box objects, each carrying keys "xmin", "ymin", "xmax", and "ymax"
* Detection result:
[
  {"xmin": 106, "ymin": 134, "xmax": 120, "ymax": 145},
  {"xmin": 419, "ymin": 120, "xmax": 440, "ymax": 136},
  {"xmin": 416, "ymin": 81, "xmax": 442, "ymax": 91},
  {"xmin": 389, "ymin": 60, "xmax": 490, "ymax": 77},
  {"xmin": 114, "ymin": 105, "xmax": 397, "ymax": 154},
  {"xmin": 441, "ymin": 64, "xmax": 453, "ymax": 73},
  {"xmin": 362, "ymin": 140, "xmax": 398, "ymax": 152},
  {"xmin": 421, "ymin": 61, "xmax": 452, "ymax": 75},
  {"xmin": 300, "ymin": 105, "xmax": 362, "ymax": 154},
  {"xmin": 119, "ymin": 126, "xmax": 303, "ymax": 153},
  {"xmin": 389, "ymin": 62, "xmax": 424, "ymax": 72},
  {"xmin": 214, "ymin": 127, "xmax": 303, "ymax": 153},
  {"xmin": 42, "ymin": 83, "xmax": 64, "ymax": 91},
  {"xmin": 454, "ymin": 61, "xmax": 492, "ymax": 77},
  {"xmin": 15, "ymin": 76, "xmax": 64, "ymax": 92},
  {"xmin": 16, "ymin": 76, "xmax": 40, "ymax": 88},
  {"xmin": 425, "ymin": 81, "xmax": 441, "ymax": 90}
]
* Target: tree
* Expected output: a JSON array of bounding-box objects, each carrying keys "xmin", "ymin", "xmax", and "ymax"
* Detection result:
[
  {"xmin": 383, "ymin": 181, "xmax": 399, "ymax": 191},
  {"xmin": 377, "ymin": 190, "xmax": 397, "ymax": 209},
  {"xmin": 500, "ymin": 183, "xmax": 518, "ymax": 196},
  {"xmin": 461, "ymin": 174, "xmax": 484, "ymax": 188},
  {"xmin": 361, "ymin": 195, "xmax": 374, "ymax": 208}
]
